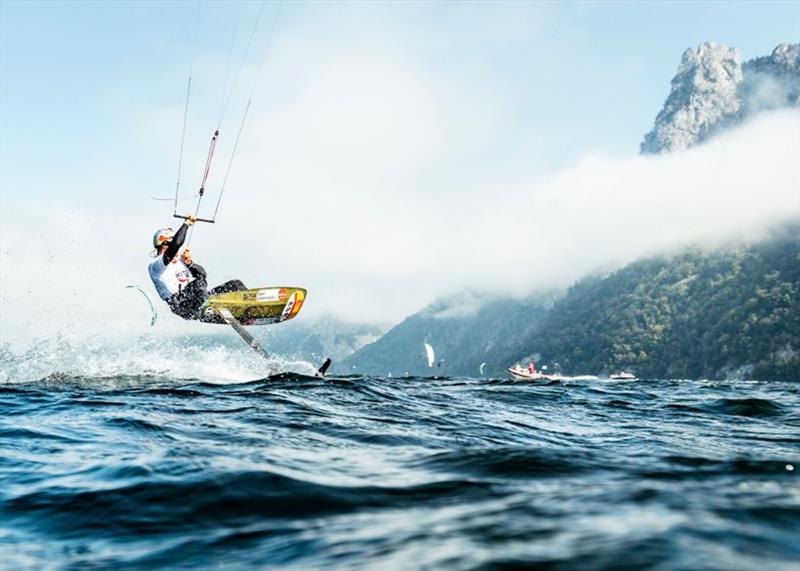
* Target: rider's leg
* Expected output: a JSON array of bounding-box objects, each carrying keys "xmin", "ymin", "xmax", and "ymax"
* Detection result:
[{"xmin": 208, "ymin": 280, "xmax": 247, "ymax": 296}]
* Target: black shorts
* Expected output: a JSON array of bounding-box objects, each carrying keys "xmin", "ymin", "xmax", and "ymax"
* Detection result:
[{"xmin": 168, "ymin": 279, "xmax": 247, "ymax": 320}]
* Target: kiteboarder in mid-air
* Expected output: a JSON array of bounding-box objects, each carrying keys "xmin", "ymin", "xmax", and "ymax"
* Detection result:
[
  {"xmin": 135, "ymin": 2, "xmax": 332, "ymax": 376},
  {"xmin": 148, "ymin": 214, "xmax": 246, "ymax": 320}
]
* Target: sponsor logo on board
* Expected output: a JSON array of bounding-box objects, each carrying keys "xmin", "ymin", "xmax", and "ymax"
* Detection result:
[
  {"xmin": 257, "ymin": 289, "xmax": 281, "ymax": 302},
  {"xmin": 280, "ymin": 293, "xmax": 297, "ymax": 321},
  {"xmin": 290, "ymin": 292, "xmax": 304, "ymax": 316}
]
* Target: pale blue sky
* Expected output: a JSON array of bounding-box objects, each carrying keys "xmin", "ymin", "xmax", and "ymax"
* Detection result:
[{"xmin": 2, "ymin": 0, "xmax": 798, "ymax": 203}]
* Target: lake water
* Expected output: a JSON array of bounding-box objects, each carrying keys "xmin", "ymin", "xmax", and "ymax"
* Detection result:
[{"xmin": 2, "ymin": 349, "xmax": 798, "ymax": 570}]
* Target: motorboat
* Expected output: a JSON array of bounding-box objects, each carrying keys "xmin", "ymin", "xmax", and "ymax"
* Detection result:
[{"xmin": 507, "ymin": 364, "xmax": 561, "ymax": 381}]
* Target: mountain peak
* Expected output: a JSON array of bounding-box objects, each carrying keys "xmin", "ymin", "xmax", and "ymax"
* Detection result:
[
  {"xmin": 771, "ymin": 42, "xmax": 800, "ymax": 68},
  {"xmin": 641, "ymin": 42, "xmax": 799, "ymax": 154},
  {"xmin": 641, "ymin": 42, "xmax": 743, "ymax": 154}
]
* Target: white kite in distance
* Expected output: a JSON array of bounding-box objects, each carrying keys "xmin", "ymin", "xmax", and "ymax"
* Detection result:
[{"xmin": 424, "ymin": 343, "xmax": 435, "ymax": 368}]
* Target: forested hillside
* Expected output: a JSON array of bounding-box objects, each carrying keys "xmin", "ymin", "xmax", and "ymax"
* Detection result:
[{"xmin": 519, "ymin": 225, "xmax": 799, "ymax": 380}]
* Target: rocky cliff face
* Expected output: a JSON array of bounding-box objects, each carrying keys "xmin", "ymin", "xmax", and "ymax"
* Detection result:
[
  {"xmin": 641, "ymin": 42, "xmax": 800, "ymax": 154},
  {"xmin": 741, "ymin": 43, "xmax": 800, "ymax": 115}
]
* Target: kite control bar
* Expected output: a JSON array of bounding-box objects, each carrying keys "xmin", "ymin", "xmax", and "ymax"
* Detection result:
[{"xmin": 173, "ymin": 214, "xmax": 215, "ymax": 224}]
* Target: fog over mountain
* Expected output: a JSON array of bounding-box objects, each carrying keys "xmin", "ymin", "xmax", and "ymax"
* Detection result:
[
  {"xmin": 341, "ymin": 224, "xmax": 799, "ymax": 380},
  {"xmin": 641, "ymin": 42, "xmax": 799, "ymax": 153}
]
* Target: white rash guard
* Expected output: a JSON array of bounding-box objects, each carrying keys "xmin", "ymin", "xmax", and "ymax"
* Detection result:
[{"xmin": 148, "ymin": 256, "xmax": 195, "ymax": 301}]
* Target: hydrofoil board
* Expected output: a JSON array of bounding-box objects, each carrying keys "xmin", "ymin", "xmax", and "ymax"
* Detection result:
[{"xmin": 199, "ymin": 286, "xmax": 306, "ymax": 325}]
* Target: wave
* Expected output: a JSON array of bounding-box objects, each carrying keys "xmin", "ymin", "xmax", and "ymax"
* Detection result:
[
  {"xmin": 3, "ymin": 469, "xmax": 489, "ymax": 537},
  {"xmin": 413, "ymin": 446, "xmax": 602, "ymax": 478},
  {"xmin": 639, "ymin": 455, "xmax": 798, "ymax": 478},
  {"xmin": 709, "ymin": 397, "xmax": 787, "ymax": 417},
  {"xmin": 666, "ymin": 397, "xmax": 787, "ymax": 418}
]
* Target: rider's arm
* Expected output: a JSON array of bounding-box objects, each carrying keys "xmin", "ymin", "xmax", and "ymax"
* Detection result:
[
  {"xmin": 161, "ymin": 223, "xmax": 188, "ymax": 265},
  {"xmin": 189, "ymin": 263, "xmax": 207, "ymax": 280}
]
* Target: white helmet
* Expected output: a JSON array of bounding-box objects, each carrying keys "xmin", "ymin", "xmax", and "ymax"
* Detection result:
[{"xmin": 152, "ymin": 227, "xmax": 175, "ymax": 249}]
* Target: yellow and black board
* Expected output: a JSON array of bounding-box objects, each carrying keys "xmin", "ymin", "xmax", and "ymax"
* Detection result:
[{"xmin": 198, "ymin": 287, "xmax": 306, "ymax": 325}]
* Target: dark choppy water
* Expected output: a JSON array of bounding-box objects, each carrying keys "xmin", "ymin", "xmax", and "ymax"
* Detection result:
[{"xmin": 2, "ymin": 373, "xmax": 799, "ymax": 570}]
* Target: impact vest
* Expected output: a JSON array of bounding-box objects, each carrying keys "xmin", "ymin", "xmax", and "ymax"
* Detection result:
[{"xmin": 148, "ymin": 256, "xmax": 195, "ymax": 301}]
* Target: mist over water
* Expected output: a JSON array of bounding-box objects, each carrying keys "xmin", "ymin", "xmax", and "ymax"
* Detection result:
[{"xmin": 2, "ymin": 346, "xmax": 798, "ymax": 570}]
